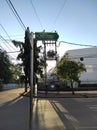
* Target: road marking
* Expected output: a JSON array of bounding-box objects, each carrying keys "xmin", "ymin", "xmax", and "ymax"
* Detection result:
[
  {"xmin": 79, "ymin": 126, "xmax": 97, "ymax": 129},
  {"xmin": 8, "ymin": 96, "xmax": 23, "ymax": 106},
  {"xmin": 88, "ymin": 105, "xmax": 97, "ymax": 111},
  {"xmin": 74, "ymin": 98, "xmax": 97, "ymax": 103}
]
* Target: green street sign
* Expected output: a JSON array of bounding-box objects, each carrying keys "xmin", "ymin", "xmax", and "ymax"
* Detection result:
[{"xmin": 35, "ymin": 32, "xmax": 59, "ymax": 41}]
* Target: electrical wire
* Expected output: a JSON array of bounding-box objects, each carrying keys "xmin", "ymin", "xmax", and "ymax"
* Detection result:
[
  {"xmin": 6, "ymin": 0, "xmax": 26, "ymax": 31},
  {"xmin": 59, "ymin": 41, "xmax": 97, "ymax": 47},
  {"xmin": 0, "ymin": 35, "xmax": 13, "ymax": 51},
  {"xmin": 0, "ymin": 35, "xmax": 18, "ymax": 59},
  {"xmin": 51, "ymin": 0, "xmax": 67, "ymax": 29},
  {"xmin": 0, "ymin": 45, "xmax": 5, "ymax": 50},
  {"xmin": 1, "ymin": 34, "xmax": 24, "ymax": 41},
  {"xmin": 5, "ymin": 34, "xmax": 24, "ymax": 37},
  {"xmin": 1, "ymin": 37, "xmax": 24, "ymax": 41},
  {"xmin": 6, "ymin": 0, "xmax": 25, "ymax": 31},
  {"xmin": 0, "ymin": 44, "xmax": 16, "ymax": 59},
  {"xmin": 69, "ymin": 54, "xmax": 97, "ymax": 59},
  {"xmin": 0, "ymin": 23, "xmax": 19, "ymax": 51},
  {"xmin": 30, "ymin": 0, "xmax": 43, "ymax": 30},
  {"xmin": 1, "ymin": 0, "xmax": 25, "ymax": 60},
  {"xmin": 0, "ymin": 23, "xmax": 12, "ymax": 41},
  {"xmin": 7, "ymin": 50, "xmax": 20, "ymax": 53}
]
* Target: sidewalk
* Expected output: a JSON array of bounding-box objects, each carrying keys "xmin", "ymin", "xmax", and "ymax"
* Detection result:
[{"xmin": 35, "ymin": 90, "xmax": 97, "ymax": 98}]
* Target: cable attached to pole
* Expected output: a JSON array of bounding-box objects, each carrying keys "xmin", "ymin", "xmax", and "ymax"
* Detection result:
[{"xmin": 6, "ymin": 0, "xmax": 26, "ymax": 31}]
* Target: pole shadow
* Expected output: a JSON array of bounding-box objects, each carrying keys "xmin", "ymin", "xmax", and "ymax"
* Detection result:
[{"xmin": 0, "ymin": 93, "xmax": 29, "ymax": 130}]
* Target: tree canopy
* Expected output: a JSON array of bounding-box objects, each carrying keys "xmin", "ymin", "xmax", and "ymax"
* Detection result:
[
  {"xmin": 12, "ymin": 29, "xmax": 44, "ymax": 92},
  {"xmin": 57, "ymin": 58, "xmax": 86, "ymax": 94},
  {"xmin": 0, "ymin": 49, "xmax": 12, "ymax": 83},
  {"xmin": 57, "ymin": 59, "xmax": 86, "ymax": 81},
  {"xmin": 0, "ymin": 49, "xmax": 23, "ymax": 84}
]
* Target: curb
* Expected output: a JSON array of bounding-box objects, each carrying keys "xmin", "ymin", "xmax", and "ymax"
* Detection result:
[{"xmin": 20, "ymin": 92, "xmax": 97, "ymax": 98}]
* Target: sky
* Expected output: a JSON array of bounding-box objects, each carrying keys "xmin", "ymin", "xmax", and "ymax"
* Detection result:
[{"xmin": 0, "ymin": 0, "xmax": 97, "ymax": 70}]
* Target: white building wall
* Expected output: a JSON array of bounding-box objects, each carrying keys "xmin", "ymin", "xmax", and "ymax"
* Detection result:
[{"xmin": 66, "ymin": 47, "xmax": 97, "ymax": 84}]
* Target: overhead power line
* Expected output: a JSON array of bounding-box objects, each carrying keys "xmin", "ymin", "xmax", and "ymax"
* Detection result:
[
  {"xmin": 51, "ymin": 0, "xmax": 67, "ymax": 29},
  {"xmin": 0, "ymin": 23, "xmax": 18, "ymax": 51},
  {"xmin": 7, "ymin": 50, "xmax": 20, "ymax": 53},
  {"xmin": 0, "ymin": 35, "xmax": 13, "ymax": 51},
  {"xmin": 30, "ymin": 0, "xmax": 43, "ymax": 30},
  {"xmin": 6, "ymin": 0, "xmax": 25, "ymax": 30},
  {"xmin": 0, "ymin": 23, "xmax": 12, "ymax": 41},
  {"xmin": 59, "ymin": 41, "xmax": 97, "ymax": 47},
  {"xmin": 0, "ymin": 45, "xmax": 5, "ymax": 50},
  {"xmin": 1, "ymin": 34, "xmax": 24, "ymax": 41},
  {"xmin": 6, "ymin": 0, "xmax": 26, "ymax": 31},
  {"xmin": 0, "ymin": 35, "xmax": 17, "ymax": 59}
]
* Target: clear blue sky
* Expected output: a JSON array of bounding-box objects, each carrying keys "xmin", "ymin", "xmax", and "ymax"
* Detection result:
[{"xmin": 0, "ymin": 0, "xmax": 97, "ymax": 64}]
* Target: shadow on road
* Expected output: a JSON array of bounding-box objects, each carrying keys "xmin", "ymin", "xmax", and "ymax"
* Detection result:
[
  {"xmin": 0, "ymin": 92, "xmax": 29, "ymax": 130},
  {"xmin": 32, "ymin": 98, "xmax": 78, "ymax": 130},
  {"xmin": 49, "ymin": 98, "xmax": 79, "ymax": 130},
  {"xmin": 49, "ymin": 98, "xmax": 97, "ymax": 130}
]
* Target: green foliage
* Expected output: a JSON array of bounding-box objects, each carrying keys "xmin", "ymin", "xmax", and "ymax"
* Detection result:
[
  {"xmin": 12, "ymin": 40, "xmax": 30, "ymax": 85},
  {"xmin": 57, "ymin": 58, "xmax": 86, "ymax": 82},
  {"xmin": 0, "ymin": 49, "xmax": 12, "ymax": 83},
  {"xmin": 12, "ymin": 30, "xmax": 44, "ymax": 86},
  {"xmin": 57, "ymin": 58, "xmax": 86, "ymax": 94},
  {"xmin": 10, "ymin": 64, "xmax": 23, "ymax": 82},
  {"xmin": 33, "ymin": 39, "xmax": 44, "ymax": 77}
]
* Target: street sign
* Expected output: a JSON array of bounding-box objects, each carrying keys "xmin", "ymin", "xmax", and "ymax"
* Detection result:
[{"xmin": 35, "ymin": 32, "xmax": 59, "ymax": 41}]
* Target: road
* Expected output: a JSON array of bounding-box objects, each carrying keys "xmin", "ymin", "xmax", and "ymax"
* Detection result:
[
  {"xmin": 0, "ymin": 88, "xmax": 29, "ymax": 130},
  {"xmin": 0, "ymin": 88, "xmax": 97, "ymax": 130},
  {"xmin": 32, "ymin": 97, "xmax": 97, "ymax": 130}
]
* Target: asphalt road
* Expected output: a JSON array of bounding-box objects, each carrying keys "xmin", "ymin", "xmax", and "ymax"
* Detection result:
[
  {"xmin": 0, "ymin": 88, "xmax": 29, "ymax": 130},
  {"xmin": 0, "ymin": 88, "xmax": 97, "ymax": 130},
  {"xmin": 33, "ymin": 98, "xmax": 97, "ymax": 130}
]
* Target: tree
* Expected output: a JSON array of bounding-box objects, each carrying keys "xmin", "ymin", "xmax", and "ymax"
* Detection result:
[
  {"xmin": 12, "ymin": 28, "xmax": 44, "ymax": 92},
  {"xmin": 12, "ymin": 40, "xmax": 27, "ymax": 91},
  {"xmin": 0, "ymin": 49, "xmax": 12, "ymax": 83},
  {"xmin": 33, "ymin": 39, "xmax": 44, "ymax": 93},
  {"xmin": 10, "ymin": 64, "xmax": 23, "ymax": 83},
  {"xmin": 57, "ymin": 58, "xmax": 86, "ymax": 94},
  {"xmin": 12, "ymin": 28, "xmax": 32, "ymax": 92},
  {"xmin": 33, "ymin": 39, "xmax": 44, "ymax": 78}
]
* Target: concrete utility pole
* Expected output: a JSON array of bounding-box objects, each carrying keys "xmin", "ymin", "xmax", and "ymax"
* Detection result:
[
  {"xmin": 29, "ymin": 31, "xmax": 34, "ymax": 130},
  {"xmin": 43, "ymin": 41, "xmax": 47, "ymax": 95}
]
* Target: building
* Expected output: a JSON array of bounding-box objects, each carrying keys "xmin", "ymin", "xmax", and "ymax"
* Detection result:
[{"xmin": 65, "ymin": 47, "xmax": 97, "ymax": 85}]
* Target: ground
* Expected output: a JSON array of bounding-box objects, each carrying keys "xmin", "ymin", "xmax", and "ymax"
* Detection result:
[{"xmin": 0, "ymin": 88, "xmax": 97, "ymax": 130}]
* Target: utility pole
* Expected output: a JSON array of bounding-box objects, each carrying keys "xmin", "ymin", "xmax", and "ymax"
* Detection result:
[
  {"xmin": 43, "ymin": 41, "xmax": 47, "ymax": 95},
  {"xmin": 35, "ymin": 32, "xmax": 59, "ymax": 93},
  {"xmin": 29, "ymin": 31, "xmax": 34, "ymax": 130}
]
